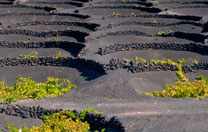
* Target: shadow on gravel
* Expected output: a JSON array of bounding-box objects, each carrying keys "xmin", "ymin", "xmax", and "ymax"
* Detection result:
[
  {"xmin": 0, "ymin": 2, "xmax": 13, "ymax": 5},
  {"xmin": 67, "ymin": 58, "xmax": 106, "ymax": 80},
  {"xmin": 39, "ymin": 41, "xmax": 85, "ymax": 57},
  {"xmin": 171, "ymin": 32, "xmax": 206, "ymax": 43},
  {"xmin": 0, "ymin": 105, "xmax": 125, "ymax": 132},
  {"xmin": 202, "ymin": 22, "xmax": 208, "ymax": 33},
  {"xmin": 85, "ymin": 114, "xmax": 125, "ymax": 132}
]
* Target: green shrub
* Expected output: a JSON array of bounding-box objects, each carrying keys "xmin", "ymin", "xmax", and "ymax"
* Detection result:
[
  {"xmin": 7, "ymin": 109, "xmax": 105, "ymax": 132},
  {"xmin": 0, "ymin": 77, "xmax": 76, "ymax": 103},
  {"xmin": 79, "ymin": 108, "xmax": 102, "ymax": 120},
  {"xmin": 7, "ymin": 111, "xmax": 90, "ymax": 132}
]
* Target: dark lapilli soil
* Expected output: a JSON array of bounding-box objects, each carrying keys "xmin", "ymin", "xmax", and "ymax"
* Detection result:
[{"xmin": 0, "ymin": 0, "xmax": 208, "ymax": 131}]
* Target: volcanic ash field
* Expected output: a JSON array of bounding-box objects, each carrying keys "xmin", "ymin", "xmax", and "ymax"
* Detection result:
[{"xmin": 0, "ymin": 0, "xmax": 208, "ymax": 131}]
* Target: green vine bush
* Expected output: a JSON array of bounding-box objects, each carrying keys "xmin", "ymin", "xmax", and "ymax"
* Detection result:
[
  {"xmin": 7, "ymin": 109, "xmax": 105, "ymax": 132},
  {"xmin": 0, "ymin": 77, "xmax": 76, "ymax": 103},
  {"xmin": 146, "ymin": 75, "xmax": 208, "ymax": 99},
  {"xmin": 8, "ymin": 111, "xmax": 90, "ymax": 132}
]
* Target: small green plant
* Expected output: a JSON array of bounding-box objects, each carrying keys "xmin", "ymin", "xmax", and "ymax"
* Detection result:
[
  {"xmin": 192, "ymin": 59, "xmax": 199, "ymax": 64},
  {"xmin": 175, "ymin": 58, "xmax": 187, "ymax": 81},
  {"xmin": 19, "ymin": 51, "xmax": 38, "ymax": 60},
  {"xmin": 130, "ymin": 12, "xmax": 136, "ymax": 17},
  {"xmin": 152, "ymin": 0, "xmax": 159, "ymax": 5},
  {"xmin": 156, "ymin": 31, "xmax": 170, "ymax": 37},
  {"xmin": 0, "ymin": 77, "xmax": 76, "ymax": 103},
  {"xmin": 54, "ymin": 50, "xmax": 64, "ymax": 59},
  {"xmin": 121, "ymin": 0, "xmax": 128, "ymax": 3},
  {"xmin": 79, "ymin": 108, "xmax": 102, "ymax": 120},
  {"xmin": 131, "ymin": 57, "xmax": 147, "ymax": 63},
  {"xmin": 54, "ymin": 31, "xmax": 60, "ymax": 42},
  {"xmin": 112, "ymin": 11, "xmax": 121, "ymax": 17}
]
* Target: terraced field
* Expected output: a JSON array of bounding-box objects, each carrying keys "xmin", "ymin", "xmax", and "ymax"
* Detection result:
[{"xmin": 0, "ymin": 0, "xmax": 208, "ymax": 131}]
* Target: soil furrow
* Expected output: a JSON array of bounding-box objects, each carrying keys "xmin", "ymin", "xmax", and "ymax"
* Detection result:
[
  {"xmin": 13, "ymin": 21, "xmax": 99, "ymax": 31},
  {"xmin": 83, "ymin": 5, "xmax": 162, "ymax": 13},
  {"xmin": 98, "ymin": 42, "xmax": 208, "ymax": 55},
  {"xmin": 0, "ymin": 29, "xmax": 89, "ymax": 42}
]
